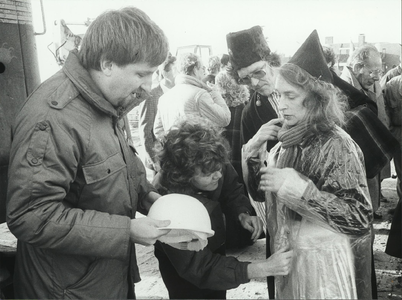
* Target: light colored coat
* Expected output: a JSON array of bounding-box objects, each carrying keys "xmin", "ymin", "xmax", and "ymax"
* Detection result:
[
  {"xmin": 243, "ymin": 127, "xmax": 373, "ymax": 299},
  {"xmin": 153, "ymin": 74, "xmax": 230, "ymax": 140}
]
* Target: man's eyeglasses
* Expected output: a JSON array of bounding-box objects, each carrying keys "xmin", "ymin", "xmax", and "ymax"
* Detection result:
[
  {"xmin": 364, "ymin": 65, "xmax": 383, "ymax": 78},
  {"xmin": 238, "ymin": 69, "xmax": 266, "ymax": 85}
]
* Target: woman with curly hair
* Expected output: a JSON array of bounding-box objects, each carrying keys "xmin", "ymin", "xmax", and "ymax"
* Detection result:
[
  {"xmin": 216, "ymin": 71, "xmax": 250, "ymax": 181},
  {"xmin": 151, "ymin": 118, "xmax": 293, "ymax": 299},
  {"xmin": 153, "ymin": 52, "xmax": 230, "ymax": 141},
  {"xmin": 242, "ymin": 31, "xmax": 373, "ymax": 299}
]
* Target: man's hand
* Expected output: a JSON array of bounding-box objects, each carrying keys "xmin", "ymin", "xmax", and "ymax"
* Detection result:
[
  {"xmin": 130, "ymin": 217, "xmax": 171, "ymax": 246},
  {"xmin": 263, "ymin": 247, "xmax": 293, "ymax": 276},
  {"xmin": 245, "ymin": 118, "xmax": 283, "ymax": 155},
  {"xmin": 238, "ymin": 213, "xmax": 264, "ymax": 242}
]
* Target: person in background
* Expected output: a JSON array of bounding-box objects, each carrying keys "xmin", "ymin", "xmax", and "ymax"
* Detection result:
[
  {"xmin": 341, "ymin": 44, "xmax": 391, "ymax": 219},
  {"xmin": 215, "ymin": 71, "xmax": 250, "ymax": 182},
  {"xmin": 322, "ymin": 45, "xmax": 340, "ymax": 75},
  {"xmin": 6, "ymin": 7, "xmax": 173, "ymax": 299},
  {"xmin": 152, "ymin": 119, "xmax": 293, "ymax": 299},
  {"xmin": 215, "ymin": 68, "xmax": 252, "ymax": 249},
  {"xmin": 380, "ymin": 62, "xmax": 401, "ymax": 89},
  {"xmin": 220, "ymin": 53, "xmax": 230, "ymax": 72},
  {"xmin": 384, "ymin": 75, "xmax": 402, "ymax": 259},
  {"xmin": 153, "ymin": 52, "xmax": 230, "ymax": 140},
  {"xmin": 138, "ymin": 53, "xmax": 177, "ymax": 176},
  {"xmin": 226, "ymin": 25, "xmax": 280, "ymax": 298},
  {"xmin": 203, "ymin": 55, "xmax": 221, "ymax": 85},
  {"xmin": 242, "ymin": 30, "xmax": 373, "ymax": 299}
]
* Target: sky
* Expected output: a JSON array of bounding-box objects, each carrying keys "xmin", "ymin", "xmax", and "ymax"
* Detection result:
[{"xmin": 30, "ymin": 0, "xmax": 402, "ymax": 81}]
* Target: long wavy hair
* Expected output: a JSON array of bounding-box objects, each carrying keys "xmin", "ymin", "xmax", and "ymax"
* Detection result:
[
  {"xmin": 278, "ymin": 63, "xmax": 348, "ymax": 134},
  {"xmin": 156, "ymin": 119, "xmax": 230, "ymax": 192}
]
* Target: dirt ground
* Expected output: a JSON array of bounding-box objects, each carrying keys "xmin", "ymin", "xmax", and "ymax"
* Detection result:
[
  {"xmin": 133, "ymin": 178, "xmax": 402, "ymax": 300},
  {"xmin": 128, "ymin": 110, "xmax": 402, "ymax": 300}
]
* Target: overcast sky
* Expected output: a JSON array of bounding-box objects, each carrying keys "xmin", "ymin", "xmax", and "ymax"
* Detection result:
[{"xmin": 31, "ymin": 0, "xmax": 401, "ymax": 80}]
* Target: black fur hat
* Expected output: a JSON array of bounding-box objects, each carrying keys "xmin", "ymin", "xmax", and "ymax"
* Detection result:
[{"xmin": 226, "ymin": 26, "xmax": 271, "ymax": 70}]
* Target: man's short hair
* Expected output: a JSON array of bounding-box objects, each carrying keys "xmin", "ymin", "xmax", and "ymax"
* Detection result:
[
  {"xmin": 79, "ymin": 7, "xmax": 169, "ymax": 71},
  {"xmin": 322, "ymin": 46, "xmax": 336, "ymax": 68},
  {"xmin": 162, "ymin": 53, "xmax": 177, "ymax": 73},
  {"xmin": 347, "ymin": 44, "xmax": 381, "ymax": 68},
  {"xmin": 207, "ymin": 56, "xmax": 221, "ymax": 74},
  {"xmin": 220, "ymin": 54, "xmax": 229, "ymax": 67}
]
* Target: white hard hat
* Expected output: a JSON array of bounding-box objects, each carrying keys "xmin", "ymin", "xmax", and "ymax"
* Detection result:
[{"xmin": 148, "ymin": 194, "xmax": 215, "ymax": 250}]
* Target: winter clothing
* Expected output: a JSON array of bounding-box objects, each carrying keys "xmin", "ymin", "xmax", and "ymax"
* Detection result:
[
  {"xmin": 216, "ymin": 71, "xmax": 250, "ymax": 181},
  {"xmin": 138, "ymin": 85, "xmax": 164, "ymax": 170},
  {"xmin": 226, "ymin": 25, "xmax": 271, "ymax": 70},
  {"xmin": 153, "ymin": 74, "xmax": 230, "ymax": 140},
  {"xmin": 341, "ymin": 66, "xmax": 392, "ymax": 212},
  {"xmin": 380, "ymin": 65, "xmax": 402, "ymax": 89},
  {"xmin": 152, "ymin": 163, "xmax": 253, "ymax": 299},
  {"xmin": 384, "ymin": 75, "xmax": 402, "ymax": 258},
  {"xmin": 243, "ymin": 126, "xmax": 373, "ymax": 299},
  {"xmin": 341, "ymin": 66, "xmax": 390, "ymax": 128},
  {"xmin": 6, "ymin": 50, "xmax": 155, "ymax": 299}
]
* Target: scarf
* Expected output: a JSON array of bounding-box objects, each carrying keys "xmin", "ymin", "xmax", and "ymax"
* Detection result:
[{"xmin": 276, "ymin": 121, "xmax": 311, "ymax": 168}]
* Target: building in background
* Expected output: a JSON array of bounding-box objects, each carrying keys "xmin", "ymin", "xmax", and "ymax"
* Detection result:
[{"xmin": 325, "ymin": 34, "xmax": 401, "ymax": 73}]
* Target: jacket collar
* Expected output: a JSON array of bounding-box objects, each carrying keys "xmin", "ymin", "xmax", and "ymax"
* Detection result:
[
  {"xmin": 342, "ymin": 66, "xmax": 381, "ymax": 99},
  {"xmin": 175, "ymin": 74, "xmax": 211, "ymax": 92},
  {"xmin": 63, "ymin": 50, "xmax": 138, "ymax": 118}
]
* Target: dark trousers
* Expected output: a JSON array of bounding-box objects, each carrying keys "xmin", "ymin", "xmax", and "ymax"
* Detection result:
[
  {"xmin": 154, "ymin": 246, "xmax": 226, "ymax": 299},
  {"xmin": 266, "ymin": 233, "xmax": 275, "ymax": 299}
]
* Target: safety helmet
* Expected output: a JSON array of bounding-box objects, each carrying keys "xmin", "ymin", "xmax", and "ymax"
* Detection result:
[{"xmin": 148, "ymin": 193, "xmax": 215, "ymax": 250}]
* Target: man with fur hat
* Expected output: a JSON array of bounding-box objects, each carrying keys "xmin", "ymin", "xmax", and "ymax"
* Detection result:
[
  {"xmin": 226, "ymin": 25, "xmax": 280, "ymax": 299},
  {"xmin": 226, "ymin": 25, "xmax": 281, "ymax": 148}
]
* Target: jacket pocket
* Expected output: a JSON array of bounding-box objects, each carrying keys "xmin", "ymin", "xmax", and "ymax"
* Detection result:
[
  {"xmin": 62, "ymin": 258, "xmax": 128, "ymax": 299},
  {"xmin": 82, "ymin": 152, "xmax": 126, "ymax": 184}
]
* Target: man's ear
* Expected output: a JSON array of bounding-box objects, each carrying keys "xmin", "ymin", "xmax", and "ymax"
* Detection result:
[
  {"xmin": 352, "ymin": 63, "xmax": 364, "ymax": 75},
  {"xmin": 100, "ymin": 60, "xmax": 113, "ymax": 76}
]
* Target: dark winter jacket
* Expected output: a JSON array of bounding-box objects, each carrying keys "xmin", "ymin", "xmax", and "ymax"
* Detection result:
[{"xmin": 6, "ymin": 50, "xmax": 155, "ymax": 299}]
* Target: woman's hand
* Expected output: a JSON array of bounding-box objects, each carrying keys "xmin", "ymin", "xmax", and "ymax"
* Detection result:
[
  {"xmin": 247, "ymin": 247, "xmax": 293, "ymax": 279},
  {"xmin": 238, "ymin": 213, "xmax": 264, "ymax": 242},
  {"xmin": 259, "ymin": 167, "xmax": 295, "ymax": 193}
]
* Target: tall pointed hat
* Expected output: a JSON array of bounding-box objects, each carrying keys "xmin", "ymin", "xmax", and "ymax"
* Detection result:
[{"xmin": 288, "ymin": 30, "xmax": 333, "ymax": 83}]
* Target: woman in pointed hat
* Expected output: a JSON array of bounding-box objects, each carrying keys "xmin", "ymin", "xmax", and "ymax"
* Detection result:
[{"xmin": 242, "ymin": 30, "xmax": 373, "ymax": 299}]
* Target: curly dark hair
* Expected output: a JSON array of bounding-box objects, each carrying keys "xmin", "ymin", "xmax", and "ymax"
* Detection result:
[{"xmin": 156, "ymin": 119, "xmax": 230, "ymax": 192}]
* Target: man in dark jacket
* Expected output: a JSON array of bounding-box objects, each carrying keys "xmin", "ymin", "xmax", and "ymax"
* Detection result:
[
  {"xmin": 6, "ymin": 7, "xmax": 173, "ymax": 299},
  {"xmin": 226, "ymin": 25, "xmax": 280, "ymax": 299}
]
